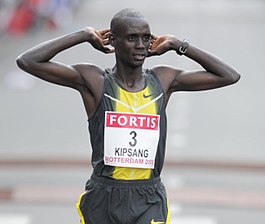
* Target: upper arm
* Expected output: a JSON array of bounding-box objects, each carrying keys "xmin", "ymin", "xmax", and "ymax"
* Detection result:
[
  {"xmin": 172, "ymin": 70, "xmax": 231, "ymax": 91},
  {"xmin": 16, "ymin": 55, "xmax": 86, "ymax": 90},
  {"xmin": 152, "ymin": 65, "xmax": 237, "ymax": 94}
]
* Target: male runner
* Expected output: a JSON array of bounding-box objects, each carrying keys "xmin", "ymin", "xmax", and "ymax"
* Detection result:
[{"xmin": 16, "ymin": 8, "xmax": 240, "ymax": 224}]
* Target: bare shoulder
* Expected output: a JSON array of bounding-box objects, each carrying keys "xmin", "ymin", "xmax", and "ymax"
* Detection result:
[
  {"xmin": 73, "ymin": 63, "xmax": 105, "ymax": 97},
  {"xmin": 74, "ymin": 63, "xmax": 105, "ymax": 78},
  {"xmin": 151, "ymin": 65, "xmax": 182, "ymax": 93},
  {"xmin": 74, "ymin": 63, "xmax": 104, "ymax": 85}
]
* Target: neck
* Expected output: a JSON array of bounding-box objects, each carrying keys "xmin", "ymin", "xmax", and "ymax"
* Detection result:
[{"xmin": 113, "ymin": 65, "xmax": 145, "ymax": 91}]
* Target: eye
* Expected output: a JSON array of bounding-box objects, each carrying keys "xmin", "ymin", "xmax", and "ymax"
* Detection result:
[
  {"xmin": 128, "ymin": 36, "xmax": 136, "ymax": 41},
  {"xmin": 143, "ymin": 35, "xmax": 151, "ymax": 42}
]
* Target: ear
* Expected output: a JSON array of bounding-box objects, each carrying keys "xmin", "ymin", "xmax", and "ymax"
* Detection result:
[{"xmin": 109, "ymin": 33, "xmax": 116, "ymax": 47}]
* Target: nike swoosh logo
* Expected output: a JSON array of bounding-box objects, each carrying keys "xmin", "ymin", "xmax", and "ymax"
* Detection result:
[
  {"xmin": 143, "ymin": 93, "xmax": 154, "ymax": 98},
  {"xmin": 151, "ymin": 219, "xmax": 164, "ymax": 224}
]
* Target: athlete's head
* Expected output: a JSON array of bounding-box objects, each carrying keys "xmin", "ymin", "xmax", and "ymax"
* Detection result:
[
  {"xmin": 109, "ymin": 9, "xmax": 152, "ymax": 67},
  {"xmin": 110, "ymin": 8, "xmax": 147, "ymax": 35}
]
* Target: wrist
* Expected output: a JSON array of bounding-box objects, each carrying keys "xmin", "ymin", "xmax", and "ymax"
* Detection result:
[
  {"xmin": 176, "ymin": 39, "xmax": 190, "ymax": 56},
  {"xmin": 82, "ymin": 27, "xmax": 95, "ymax": 42}
]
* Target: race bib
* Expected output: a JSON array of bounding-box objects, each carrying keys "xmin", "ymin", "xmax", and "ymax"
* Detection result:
[{"xmin": 104, "ymin": 111, "xmax": 160, "ymax": 168}]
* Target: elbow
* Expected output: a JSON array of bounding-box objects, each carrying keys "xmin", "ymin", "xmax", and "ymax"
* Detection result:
[
  {"xmin": 223, "ymin": 71, "xmax": 241, "ymax": 86},
  {"xmin": 16, "ymin": 54, "xmax": 26, "ymax": 69},
  {"xmin": 16, "ymin": 54, "xmax": 31, "ymax": 72},
  {"xmin": 230, "ymin": 71, "xmax": 241, "ymax": 85}
]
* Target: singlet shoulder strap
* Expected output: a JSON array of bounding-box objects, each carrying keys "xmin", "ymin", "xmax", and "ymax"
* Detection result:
[{"xmin": 143, "ymin": 68, "xmax": 165, "ymax": 95}]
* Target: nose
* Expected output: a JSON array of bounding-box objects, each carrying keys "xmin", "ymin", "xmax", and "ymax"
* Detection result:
[{"xmin": 136, "ymin": 38, "xmax": 145, "ymax": 48}]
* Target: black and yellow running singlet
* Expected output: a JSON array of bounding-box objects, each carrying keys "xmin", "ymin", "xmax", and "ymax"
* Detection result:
[{"xmin": 88, "ymin": 69, "xmax": 167, "ymax": 180}]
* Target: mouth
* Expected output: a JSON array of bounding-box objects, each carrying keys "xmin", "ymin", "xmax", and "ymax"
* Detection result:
[{"xmin": 133, "ymin": 53, "xmax": 146, "ymax": 61}]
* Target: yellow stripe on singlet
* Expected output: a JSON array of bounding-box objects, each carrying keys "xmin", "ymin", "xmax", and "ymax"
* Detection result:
[{"xmin": 112, "ymin": 86, "xmax": 157, "ymax": 180}]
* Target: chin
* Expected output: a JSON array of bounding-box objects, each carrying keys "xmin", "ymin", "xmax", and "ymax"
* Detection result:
[{"xmin": 131, "ymin": 60, "xmax": 145, "ymax": 67}]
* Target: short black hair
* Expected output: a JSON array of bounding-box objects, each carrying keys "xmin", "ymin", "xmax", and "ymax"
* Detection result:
[{"xmin": 110, "ymin": 8, "xmax": 146, "ymax": 34}]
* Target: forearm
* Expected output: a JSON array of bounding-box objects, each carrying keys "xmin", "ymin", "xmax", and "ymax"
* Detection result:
[
  {"xmin": 170, "ymin": 37, "xmax": 240, "ymax": 83},
  {"xmin": 17, "ymin": 29, "xmax": 89, "ymax": 63}
]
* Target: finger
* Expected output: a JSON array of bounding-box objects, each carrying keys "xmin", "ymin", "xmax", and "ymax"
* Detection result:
[
  {"xmin": 102, "ymin": 30, "xmax": 111, "ymax": 36},
  {"xmin": 147, "ymin": 50, "xmax": 156, "ymax": 57},
  {"xmin": 104, "ymin": 47, "xmax": 115, "ymax": 54},
  {"xmin": 100, "ymin": 28, "xmax": 110, "ymax": 33},
  {"xmin": 100, "ymin": 29, "xmax": 111, "ymax": 35},
  {"xmin": 108, "ymin": 48, "xmax": 115, "ymax": 54},
  {"xmin": 151, "ymin": 34, "xmax": 158, "ymax": 40},
  {"xmin": 102, "ymin": 33, "xmax": 111, "ymax": 40},
  {"xmin": 147, "ymin": 53, "xmax": 154, "ymax": 57},
  {"xmin": 102, "ymin": 39, "xmax": 110, "ymax": 45}
]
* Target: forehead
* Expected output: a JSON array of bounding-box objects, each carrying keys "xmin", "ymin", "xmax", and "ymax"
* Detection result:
[{"xmin": 116, "ymin": 17, "xmax": 151, "ymax": 35}]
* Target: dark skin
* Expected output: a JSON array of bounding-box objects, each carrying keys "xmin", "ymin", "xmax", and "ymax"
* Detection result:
[{"xmin": 16, "ymin": 16, "xmax": 240, "ymax": 118}]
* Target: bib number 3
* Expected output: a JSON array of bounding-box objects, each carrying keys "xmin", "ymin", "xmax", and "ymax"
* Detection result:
[{"xmin": 129, "ymin": 131, "xmax": 137, "ymax": 147}]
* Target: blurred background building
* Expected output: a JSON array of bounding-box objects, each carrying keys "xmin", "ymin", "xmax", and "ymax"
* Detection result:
[{"xmin": 0, "ymin": 0, "xmax": 265, "ymax": 223}]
